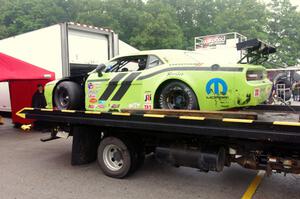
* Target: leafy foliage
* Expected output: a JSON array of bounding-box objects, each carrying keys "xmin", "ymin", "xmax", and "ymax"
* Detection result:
[
  {"xmin": 0, "ymin": 0, "xmax": 299, "ymax": 67},
  {"xmin": 266, "ymin": 0, "xmax": 300, "ymax": 67}
]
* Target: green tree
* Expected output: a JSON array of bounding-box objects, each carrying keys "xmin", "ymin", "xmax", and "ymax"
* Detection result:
[
  {"xmin": 266, "ymin": 0, "xmax": 300, "ymax": 67},
  {"xmin": 76, "ymin": 0, "xmax": 146, "ymax": 43},
  {"xmin": 0, "ymin": 0, "xmax": 77, "ymax": 39},
  {"xmin": 211, "ymin": 0, "xmax": 268, "ymax": 40},
  {"xmin": 0, "ymin": 0, "xmax": 299, "ymax": 67},
  {"xmin": 158, "ymin": 0, "xmax": 269, "ymax": 49},
  {"xmin": 129, "ymin": 0, "xmax": 184, "ymax": 49}
]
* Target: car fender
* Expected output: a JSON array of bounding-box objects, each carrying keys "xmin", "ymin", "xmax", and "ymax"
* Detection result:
[
  {"xmin": 44, "ymin": 79, "xmax": 60, "ymax": 109},
  {"xmin": 44, "ymin": 77, "xmax": 74, "ymax": 109},
  {"xmin": 149, "ymin": 75, "xmax": 202, "ymax": 109}
]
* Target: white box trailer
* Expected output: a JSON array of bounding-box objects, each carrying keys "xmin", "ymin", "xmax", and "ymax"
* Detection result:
[
  {"xmin": 194, "ymin": 32, "xmax": 247, "ymax": 64},
  {"xmin": 0, "ymin": 22, "xmax": 139, "ymax": 112}
]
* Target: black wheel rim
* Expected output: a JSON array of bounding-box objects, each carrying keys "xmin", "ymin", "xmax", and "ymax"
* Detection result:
[
  {"xmin": 165, "ymin": 87, "xmax": 189, "ymax": 109},
  {"xmin": 57, "ymin": 87, "xmax": 70, "ymax": 108}
]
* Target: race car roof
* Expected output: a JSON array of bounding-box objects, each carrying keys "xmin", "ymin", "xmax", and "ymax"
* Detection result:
[
  {"xmin": 112, "ymin": 49, "xmax": 238, "ymax": 65},
  {"xmin": 0, "ymin": 53, "xmax": 55, "ymax": 81}
]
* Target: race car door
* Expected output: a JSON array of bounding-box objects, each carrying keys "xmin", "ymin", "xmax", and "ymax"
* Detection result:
[{"xmin": 85, "ymin": 56, "xmax": 146, "ymax": 111}]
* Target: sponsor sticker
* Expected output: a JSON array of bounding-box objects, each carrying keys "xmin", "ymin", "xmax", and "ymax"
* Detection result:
[
  {"xmin": 88, "ymin": 90, "xmax": 96, "ymax": 98},
  {"xmin": 144, "ymin": 93, "xmax": 152, "ymax": 103},
  {"xmin": 167, "ymin": 72, "xmax": 183, "ymax": 76},
  {"xmin": 206, "ymin": 78, "xmax": 228, "ymax": 95},
  {"xmin": 88, "ymin": 83, "xmax": 94, "ymax": 90},
  {"xmin": 205, "ymin": 78, "xmax": 229, "ymax": 99},
  {"xmin": 111, "ymin": 104, "xmax": 120, "ymax": 109},
  {"xmin": 128, "ymin": 103, "xmax": 141, "ymax": 109},
  {"xmin": 144, "ymin": 104, "xmax": 152, "ymax": 110},
  {"xmin": 254, "ymin": 88, "xmax": 260, "ymax": 97},
  {"xmin": 97, "ymin": 104, "xmax": 105, "ymax": 109},
  {"xmin": 197, "ymin": 35, "xmax": 226, "ymax": 48},
  {"xmin": 88, "ymin": 105, "xmax": 95, "ymax": 109},
  {"xmin": 89, "ymin": 98, "xmax": 98, "ymax": 104},
  {"xmin": 98, "ymin": 100, "xmax": 105, "ymax": 104}
]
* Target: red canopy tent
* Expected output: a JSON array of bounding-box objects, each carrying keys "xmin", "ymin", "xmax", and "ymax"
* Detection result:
[{"xmin": 0, "ymin": 53, "xmax": 55, "ymax": 124}]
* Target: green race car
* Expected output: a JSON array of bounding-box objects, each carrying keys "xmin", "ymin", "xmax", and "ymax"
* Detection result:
[{"xmin": 44, "ymin": 49, "xmax": 272, "ymax": 111}]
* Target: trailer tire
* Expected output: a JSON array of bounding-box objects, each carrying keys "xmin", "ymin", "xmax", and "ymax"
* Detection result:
[
  {"xmin": 97, "ymin": 136, "xmax": 137, "ymax": 178},
  {"xmin": 54, "ymin": 81, "xmax": 83, "ymax": 110}
]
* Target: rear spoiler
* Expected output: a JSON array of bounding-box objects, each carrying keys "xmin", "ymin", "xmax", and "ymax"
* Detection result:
[{"xmin": 237, "ymin": 39, "xmax": 276, "ymax": 64}]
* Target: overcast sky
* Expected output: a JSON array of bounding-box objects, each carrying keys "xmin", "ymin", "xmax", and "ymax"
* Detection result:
[
  {"xmin": 263, "ymin": 0, "xmax": 300, "ymax": 9},
  {"xmin": 289, "ymin": 0, "xmax": 300, "ymax": 7}
]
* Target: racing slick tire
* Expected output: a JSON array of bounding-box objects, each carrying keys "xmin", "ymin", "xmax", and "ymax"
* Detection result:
[
  {"xmin": 53, "ymin": 81, "xmax": 83, "ymax": 110},
  {"xmin": 157, "ymin": 81, "xmax": 199, "ymax": 110},
  {"xmin": 97, "ymin": 136, "xmax": 139, "ymax": 178}
]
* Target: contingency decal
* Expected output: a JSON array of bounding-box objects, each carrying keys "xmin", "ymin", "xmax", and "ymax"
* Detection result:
[
  {"xmin": 99, "ymin": 73, "xmax": 128, "ymax": 101},
  {"xmin": 205, "ymin": 78, "xmax": 229, "ymax": 108},
  {"xmin": 111, "ymin": 104, "xmax": 120, "ymax": 109},
  {"xmin": 88, "ymin": 105, "xmax": 95, "ymax": 109},
  {"xmin": 88, "ymin": 82, "xmax": 102, "ymax": 107},
  {"xmin": 128, "ymin": 103, "xmax": 141, "ymax": 109},
  {"xmin": 144, "ymin": 92, "xmax": 152, "ymax": 110},
  {"xmin": 205, "ymin": 78, "xmax": 228, "ymax": 97},
  {"xmin": 89, "ymin": 98, "xmax": 97, "ymax": 104},
  {"xmin": 111, "ymin": 72, "xmax": 141, "ymax": 101},
  {"xmin": 254, "ymin": 88, "xmax": 261, "ymax": 97},
  {"xmin": 97, "ymin": 100, "xmax": 105, "ymax": 109},
  {"xmin": 167, "ymin": 72, "xmax": 184, "ymax": 77},
  {"xmin": 87, "ymin": 82, "xmax": 97, "ymax": 98}
]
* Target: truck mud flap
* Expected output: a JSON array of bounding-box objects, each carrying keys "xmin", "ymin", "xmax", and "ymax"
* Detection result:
[{"xmin": 71, "ymin": 125, "xmax": 100, "ymax": 165}]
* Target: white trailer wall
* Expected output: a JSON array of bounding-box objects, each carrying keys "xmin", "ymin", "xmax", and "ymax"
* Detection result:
[
  {"xmin": 68, "ymin": 29, "xmax": 109, "ymax": 65},
  {"xmin": 0, "ymin": 22, "xmax": 138, "ymax": 112},
  {"xmin": 118, "ymin": 40, "xmax": 139, "ymax": 56}
]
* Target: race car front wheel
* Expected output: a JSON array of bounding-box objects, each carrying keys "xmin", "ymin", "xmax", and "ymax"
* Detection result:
[
  {"xmin": 53, "ymin": 81, "xmax": 83, "ymax": 110},
  {"xmin": 157, "ymin": 81, "xmax": 199, "ymax": 110}
]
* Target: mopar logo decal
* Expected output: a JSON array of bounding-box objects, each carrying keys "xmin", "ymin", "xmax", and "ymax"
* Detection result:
[{"xmin": 206, "ymin": 78, "xmax": 228, "ymax": 95}]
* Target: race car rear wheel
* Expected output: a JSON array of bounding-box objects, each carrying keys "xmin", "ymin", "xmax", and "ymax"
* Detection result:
[
  {"xmin": 157, "ymin": 81, "xmax": 199, "ymax": 110},
  {"xmin": 53, "ymin": 81, "xmax": 83, "ymax": 110}
]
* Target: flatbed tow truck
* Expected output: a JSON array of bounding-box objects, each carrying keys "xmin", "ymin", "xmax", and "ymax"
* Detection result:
[
  {"xmin": 15, "ymin": 39, "xmax": 300, "ymax": 179},
  {"xmin": 17, "ymin": 104, "xmax": 300, "ymax": 178}
]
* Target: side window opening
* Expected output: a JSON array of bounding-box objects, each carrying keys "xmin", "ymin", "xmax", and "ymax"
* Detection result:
[
  {"xmin": 107, "ymin": 55, "xmax": 148, "ymax": 72},
  {"xmin": 147, "ymin": 55, "xmax": 163, "ymax": 69}
]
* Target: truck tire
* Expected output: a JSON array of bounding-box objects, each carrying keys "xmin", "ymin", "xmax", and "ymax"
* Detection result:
[
  {"xmin": 97, "ymin": 136, "xmax": 138, "ymax": 178},
  {"xmin": 157, "ymin": 81, "xmax": 199, "ymax": 110},
  {"xmin": 54, "ymin": 81, "xmax": 83, "ymax": 110}
]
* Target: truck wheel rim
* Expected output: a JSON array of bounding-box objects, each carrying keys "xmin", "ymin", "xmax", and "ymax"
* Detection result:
[
  {"xmin": 103, "ymin": 144, "xmax": 124, "ymax": 171},
  {"xmin": 58, "ymin": 88, "xmax": 70, "ymax": 107}
]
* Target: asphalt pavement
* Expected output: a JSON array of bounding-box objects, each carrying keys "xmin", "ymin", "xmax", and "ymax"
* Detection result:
[{"xmin": 0, "ymin": 118, "xmax": 299, "ymax": 199}]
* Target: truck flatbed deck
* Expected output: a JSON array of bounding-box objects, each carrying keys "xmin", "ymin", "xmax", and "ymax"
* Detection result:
[
  {"xmin": 17, "ymin": 106, "xmax": 300, "ymax": 143},
  {"xmin": 16, "ymin": 106, "xmax": 300, "ymax": 177}
]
